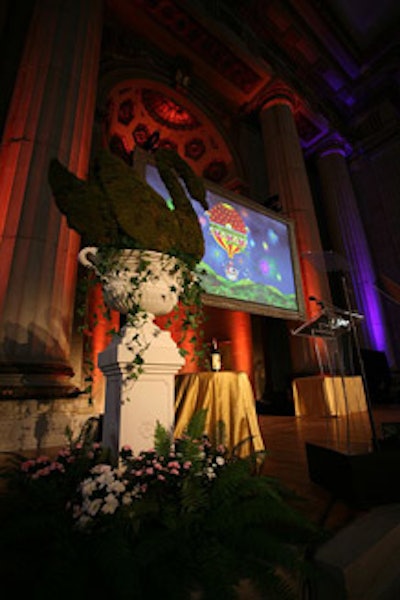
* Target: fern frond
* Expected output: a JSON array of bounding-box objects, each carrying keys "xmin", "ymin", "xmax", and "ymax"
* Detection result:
[
  {"xmin": 183, "ymin": 408, "xmax": 208, "ymax": 439},
  {"xmin": 153, "ymin": 420, "xmax": 172, "ymax": 457},
  {"xmin": 181, "ymin": 475, "xmax": 210, "ymax": 513}
]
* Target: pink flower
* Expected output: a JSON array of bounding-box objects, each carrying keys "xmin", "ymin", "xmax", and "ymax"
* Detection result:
[
  {"xmin": 57, "ymin": 448, "xmax": 71, "ymax": 457},
  {"xmin": 157, "ymin": 474, "xmax": 166, "ymax": 481},
  {"xmin": 49, "ymin": 461, "xmax": 64, "ymax": 472},
  {"xmin": 122, "ymin": 444, "xmax": 132, "ymax": 452},
  {"xmin": 170, "ymin": 468, "xmax": 180, "ymax": 476},
  {"xmin": 34, "ymin": 466, "xmax": 51, "ymax": 478},
  {"xmin": 20, "ymin": 459, "xmax": 36, "ymax": 472},
  {"xmin": 145, "ymin": 467, "xmax": 154, "ymax": 475},
  {"xmin": 183, "ymin": 461, "xmax": 192, "ymax": 470},
  {"xmin": 36, "ymin": 455, "xmax": 50, "ymax": 463},
  {"xmin": 167, "ymin": 461, "xmax": 180, "ymax": 470}
]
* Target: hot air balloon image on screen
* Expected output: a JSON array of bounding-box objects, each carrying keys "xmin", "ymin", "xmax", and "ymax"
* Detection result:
[
  {"xmin": 196, "ymin": 189, "xmax": 300, "ymax": 313},
  {"xmin": 207, "ymin": 202, "xmax": 248, "ymax": 281},
  {"xmin": 143, "ymin": 161, "xmax": 303, "ymax": 318}
]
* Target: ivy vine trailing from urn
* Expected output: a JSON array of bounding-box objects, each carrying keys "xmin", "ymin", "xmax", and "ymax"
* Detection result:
[{"xmin": 48, "ymin": 146, "xmax": 209, "ymax": 390}]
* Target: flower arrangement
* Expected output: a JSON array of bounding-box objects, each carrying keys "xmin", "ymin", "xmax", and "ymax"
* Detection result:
[
  {"xmin": 0, "ymin": 410, "xmax": 326, "ymax": 600},
  {"xmin": 3, "ymin": 419, "xmax": 110, "ymax": 511},
  {"xmin": 73, "ymin": 424, "xmax": 228, "ymax": 530},
  {"xmin": 48, "ymin": 147, "xmax": 209, "ymax": 386}
]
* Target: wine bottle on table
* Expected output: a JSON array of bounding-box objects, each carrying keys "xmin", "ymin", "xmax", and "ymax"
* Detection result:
[{"xmin": 210, "ymin": 337, "xmax": 222, "ymax": 372}]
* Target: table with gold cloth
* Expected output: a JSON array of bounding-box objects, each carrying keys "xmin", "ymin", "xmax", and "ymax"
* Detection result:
[
  {"xmin": 174, "ymin": 371, "xmax": 265, "ymax": 457},
  {"xmin": 292, "ymin": 375, "xmax": 368, "ymax": 417}
]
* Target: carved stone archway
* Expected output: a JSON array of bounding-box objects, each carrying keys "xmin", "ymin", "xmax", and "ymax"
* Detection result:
[{"xmin": 101, "ymin": 79, "xmax": 236, "ymax": 184}]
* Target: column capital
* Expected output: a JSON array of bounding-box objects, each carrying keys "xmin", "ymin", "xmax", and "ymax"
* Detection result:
[
  {"xmin": 260, "ymin": 82, "xmax": 298, "ymax": 113},
  {"xmin": 241, "ymin": 80, "xmax": 299, "ymax": 115},
  {"xmin": 314, "ymin": 132, "xmax": 352, "ymax": 159}
]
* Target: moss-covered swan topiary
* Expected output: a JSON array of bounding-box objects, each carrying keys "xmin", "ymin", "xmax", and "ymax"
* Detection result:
[{"xmin": 48, "ymin": 148, "xmax": 208, "ymax": 267}]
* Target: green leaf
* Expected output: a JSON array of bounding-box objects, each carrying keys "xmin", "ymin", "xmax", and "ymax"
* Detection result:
[
  {"xmin": 184, "ymin": 409, "xmax": 208, "ymax": 440},
  {"xmin": 153, "ymin": 421, "xmax": 172, "ymax": 456}
]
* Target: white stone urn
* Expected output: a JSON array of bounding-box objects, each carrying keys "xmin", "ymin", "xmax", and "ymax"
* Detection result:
[
  {"xmin": 78, "ymin": 246, "xmax": 186, "ymax": 457},
  {"xmin": 78, "ymin": 246, "xmax": 183, "ymax": 319}
]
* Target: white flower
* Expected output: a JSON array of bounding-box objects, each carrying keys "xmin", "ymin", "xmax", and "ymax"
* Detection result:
[
  {"xmin": 131, "ymin": 483, "xmax": 142, "ymax": 498},
  {"xmin": 215, "ymin": 456, "xmax": 225, "ymax": 466},
  {"xmin": 97, "ymin": 471, "xmax": 116, "ymax": 488},
  {"xmin": 206, "ymin": 467, "xmax": 216, "ymax": 480},
  {"xmin": 81, "ymin": 478, "xmax": 97, "ymax": 496},
  {"xmin": 91, "ymin": 464, "xmax": 112, "ymax": 475},
  {"xmin": 108, "ymin": 479, "xmax": 126, "ymax": 494},
  {"xmin": 87, "ymin": 497, "xmax": 103, "ymax": 516},
  {"xmin": 122, "ymin": 492, "xmax": 133, "ymax": 505},
  {"xmin": 101, "ymin": 493, "xmax": 119, "ymax": 515}
]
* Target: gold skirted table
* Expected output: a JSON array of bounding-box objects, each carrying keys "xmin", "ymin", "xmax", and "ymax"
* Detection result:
[
  {"xmin": 292, "ymin": 375, "xmax": 368, "ymax": 417},
  {"xmin": 174, "ymin": 371, "xmax": 265, "ymax": 457}
]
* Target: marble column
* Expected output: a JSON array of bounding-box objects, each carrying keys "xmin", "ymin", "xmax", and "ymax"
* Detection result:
[
  {"xmin": 315, "ymin": 136, "xmax": 393, "ymax": 363},
  {"xmin": 0, "ymin": 0, "xmax": 103, "ymax": 398},
  {"xmin": 259, "ymin": 88, "xmax": 332, "ymax": 374}
]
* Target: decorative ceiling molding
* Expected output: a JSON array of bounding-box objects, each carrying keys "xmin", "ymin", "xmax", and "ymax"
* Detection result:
[
  {"xmin": 105, "ymin": 0, "xmax": 399, "ymax": 149},
  {"xmin": 103, "ymin": 80, "xmax": 236, "ymax": 183},
  {"xmin": 142, "ymin": 89, "xmax": 200, "ymax": 130},
  {"xmin": 107, "ymin": 0, "xmax": 271, "ymax": 102},
  {"xmin": 134, "ymin": 0, "xmax": 262, "ymax": 94}
]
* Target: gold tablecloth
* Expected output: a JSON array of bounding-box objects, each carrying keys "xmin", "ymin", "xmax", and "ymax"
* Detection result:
[
  {"xmin": 292, "ymin": 375, "xmax": 368, "ymax": 417},
  {"xmin": 175, "ymin": 371, "xmax": 265, "ymax": 457}
]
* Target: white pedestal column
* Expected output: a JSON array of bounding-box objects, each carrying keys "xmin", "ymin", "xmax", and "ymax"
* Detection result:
[{"xmin": 99, "ymin": 321, "xmax": 185, "ymax": 459}]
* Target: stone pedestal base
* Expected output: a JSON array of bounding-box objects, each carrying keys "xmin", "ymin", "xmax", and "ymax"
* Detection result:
[{"xmin": 98, "ymin": 322, "xmax": 185, "ymax": 459}]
